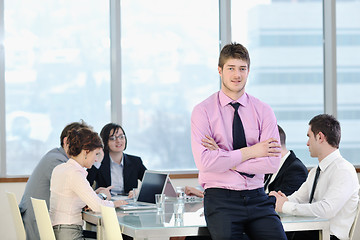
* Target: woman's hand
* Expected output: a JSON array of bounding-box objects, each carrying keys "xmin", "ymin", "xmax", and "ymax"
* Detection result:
[{"xmin": 113, "ymin": 200, "xmax": 129, "ymax": 208}]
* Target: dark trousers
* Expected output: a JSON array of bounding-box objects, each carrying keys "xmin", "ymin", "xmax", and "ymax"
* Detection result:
[{"xmin": 204, "ymin": 188, "xmax": 287, "ymax": 240}]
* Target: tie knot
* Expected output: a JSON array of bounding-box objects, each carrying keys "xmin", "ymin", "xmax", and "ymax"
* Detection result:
[{"xmin": 230, "ymin": 102, "xmax": 240, "ymax": 111}]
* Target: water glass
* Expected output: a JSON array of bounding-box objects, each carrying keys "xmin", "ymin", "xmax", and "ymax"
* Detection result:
[
  {"xmin": 176, "ymin": 186, "xmax": 186, "ymax": 201},
  {"xmin": 132, "ymin": 188, "xmax": 138, "ymax": 202},
  {"xmin": 173, "ymin": 201, "xmax": 185, "ymax": 219},
  {"xmin": 155, "ymin": 193, "xmax": 165, "ymax": 211}
]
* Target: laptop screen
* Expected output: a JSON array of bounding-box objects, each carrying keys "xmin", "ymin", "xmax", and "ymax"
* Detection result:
[{"xmin": 137, "ymin": 171, "xmax": 169, "ymax": 204}]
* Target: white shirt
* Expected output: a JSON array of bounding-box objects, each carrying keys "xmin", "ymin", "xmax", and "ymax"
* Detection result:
[
  {"xmin": 282, "ymin": 149, "xmax": 359, "ymax": 240},
  {"xmin": 265, "ymin": 151, "xmax": 290, "ymax": 193},
  {"xmin": 50, "ymin": 159, "xmax": 114, "ymax": 226},
  {"xmin": 110, "ymin": 155, "xmax": 124, "ymax": 195}
]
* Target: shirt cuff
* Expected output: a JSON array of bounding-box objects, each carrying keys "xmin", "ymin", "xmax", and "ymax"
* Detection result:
[
  {"xmin": 229, "ymin": 149, "xmax": 243, "ymax": 170},
  {"xmin": 282, "ymin": 201, "xmax": 296, "ymax": 215}
]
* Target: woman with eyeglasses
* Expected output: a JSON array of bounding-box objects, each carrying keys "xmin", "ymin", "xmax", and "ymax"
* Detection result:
[{"xmin": 87, "ymin": 123, "xmax": 147, "ymax": 197}]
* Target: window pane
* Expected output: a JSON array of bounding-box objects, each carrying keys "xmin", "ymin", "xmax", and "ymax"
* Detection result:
[
  {"xmin": 232, "ymin": 0, "xmax": 324, "ymax": 167},
  {"xmin": 121, "ymin": 0, "xmax": 219, "ymax": 170},
  {"xmin": 5, "ymin": 0, "xmax": 110, "ymax": 175},
  {"xmin": 336, "ymin": 0, "xmax": 360, "ymax": 165}
]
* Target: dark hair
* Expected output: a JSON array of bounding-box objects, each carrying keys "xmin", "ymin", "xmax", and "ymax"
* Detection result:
[
  {"xmin": 309, "ymin": 114, "xmax": 341, "ymax": 148},
  {"xmin": 67, "ymin": 128, "xmax": 103, "ymax": 157},
  {"xmin": 218, "ymin": 42, "xmax": 250, "ymax": 69},
  {"xmin": 278, "ymin": 125, "xmax": 286, "ymax": 147},
  {"xmin": 60, "ymin": 120, "xmax": 91, "ymax": 147},
  {"xmin": 100, "ymin": 123, "xmax": 127, "ymax": 152}
]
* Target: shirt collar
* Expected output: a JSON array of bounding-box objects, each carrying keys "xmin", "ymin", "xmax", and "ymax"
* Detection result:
[
  {"xmin": 219, "ymin": 90, "xmax": 248, "ymax": 108},
  {"xmin": 281, "ymin": 150, "xmax": 291, "ymax": 164},
  {"xmin": 318, "ymin": 149, "xmax": 341, "ymax": 172},
  {"xmin": 110, "ymin": 154, "xmax": 124, "ymax": 167}
]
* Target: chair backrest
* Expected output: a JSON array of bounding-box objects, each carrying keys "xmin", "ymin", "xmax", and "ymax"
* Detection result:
[
  {"xmin": 101, "ymin": 205, "xmax": 123, "ymax": 240},
  {"xmin": 6, "ymin": 192, "xmax": 26, "ymax": 240},
  {"xmin": 349, "ymin": 200, "xmax": 360, "ymax": 240},
  {"xmin": 31, "ymin": 197, "xmax": 56, "ymax": 240}
]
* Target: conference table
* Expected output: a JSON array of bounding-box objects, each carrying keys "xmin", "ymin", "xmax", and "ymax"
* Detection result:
[{"xmin": 83, "ymin": 199, "xmax": 330, "ymax": 240}]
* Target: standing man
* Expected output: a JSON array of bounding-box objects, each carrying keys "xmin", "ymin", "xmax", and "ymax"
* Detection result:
[
  {"xmin": 270, "ymin": 114, "xmax": 359, "ymax": 240},
  {"xmin": 191, "ymin": 43, "xmax": 287, "ymax": 240},
  {"xmin": 264, "ymin": 125, "xmax": 308, "ymax": 196}
]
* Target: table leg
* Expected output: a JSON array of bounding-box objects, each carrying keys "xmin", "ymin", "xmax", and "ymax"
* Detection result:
[{"xmin": 321, "ymin": 225, "xmax": 330, "ymax": 240}]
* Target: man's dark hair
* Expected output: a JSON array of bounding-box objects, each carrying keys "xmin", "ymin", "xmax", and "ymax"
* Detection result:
[
  {"xmin": 218, "ymin": 42, "xmax": 250, "ymax": 69},
  {"xmin": 309, "ymin": 114, "xmax": 341, "ymax": 148},
  {"xmin": 60, "ymin": 120, "xmax": 91, "ymax": 147},
  {"xmin": 278, "ymin": 125, "xmax": 286, "ymax": 147}
]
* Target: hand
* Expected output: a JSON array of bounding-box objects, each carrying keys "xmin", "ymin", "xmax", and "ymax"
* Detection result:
[
  {"xmin": 113, "ymin": 199, "xmax": 128, "ymax": 208},
  {"xmin": 245, "ymin": 138, "xmax": 281, "ymax": 159},
  {"xmin": 185, "ymin": 186, "xmax": 204, "ymax": 198},
  {"xmin": 269, "ymin": 190, "xmax": 288, "ymax": 212},
  {"xmin": 128, "ymin": 189, "xmax": 137, "ymax": 198},
  {"xmin": 95, "ymin": 186, "xmax": 113, "ymax": 200},
  {"xmin": 201, "ymin": 135, "xmax": 219, "ymax": 150}
]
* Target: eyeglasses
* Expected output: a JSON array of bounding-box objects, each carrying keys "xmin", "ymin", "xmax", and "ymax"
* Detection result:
[{"xmin": 109, "ymin": 134, "xmax": 126, "ymax": 141}]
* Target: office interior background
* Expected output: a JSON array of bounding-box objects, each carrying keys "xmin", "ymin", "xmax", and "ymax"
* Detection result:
[{"xmin": 0, "ymin": 0, "xmax": 359, "ymax": 178}]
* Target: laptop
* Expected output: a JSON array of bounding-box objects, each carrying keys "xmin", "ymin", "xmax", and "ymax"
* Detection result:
[{"xmin": 118, "ymin": 170, "xmax": 174, "ymax": 210}]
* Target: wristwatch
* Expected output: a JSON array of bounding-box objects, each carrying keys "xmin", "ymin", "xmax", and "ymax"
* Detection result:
[{"xmin": 99, "ymin": 193, "xmax": 107, "ymax": 200}]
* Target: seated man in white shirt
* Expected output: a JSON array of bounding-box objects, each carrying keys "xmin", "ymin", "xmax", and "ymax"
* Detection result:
[{"xmin": 270, "ymin": 114, "xmax": 359, "ymax": 240}]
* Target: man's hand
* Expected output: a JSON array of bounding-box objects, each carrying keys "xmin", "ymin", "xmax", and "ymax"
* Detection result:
[
  {"xmin": 241, "ymin": 138, "xmax": 281, "ymax": 161},
  {"xmin": 201, "ymin": 135, "xmax": 219, "ymax": 150},
  {"xmin": 95, "ymin": 186, "xmax": 113, "ymax": 200},
  {"xmin": 269, "ymin": 190, "xmax": 288, "ymax": 212},
  {"xmin": 185, "ymin": 186, "xmax": 204, "ymax": 198}
]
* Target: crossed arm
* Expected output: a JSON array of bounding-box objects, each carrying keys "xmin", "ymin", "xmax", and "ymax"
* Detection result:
[{"xmin": 201, "ymin": 135, "xmax": 281, "ymax": 163}]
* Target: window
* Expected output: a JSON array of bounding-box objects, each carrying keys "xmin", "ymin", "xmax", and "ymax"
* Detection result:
[
  {"xmin": 231, "ymin": 0, "xmax": 324, "ymax": 167},
  {"xmin": 336, "ymin": 0, "xmax": 360, "ymax": 165},
  {"xmin": 0, "ymin": 0, "xmax": 357, "ymax": 177},
  {"xmin": 4, "ymin": 0, "xmax": 111, "ymax": 175},
  {"xmin": 120, "ymin": 0, "xmax": 219, "ymax": 170}
]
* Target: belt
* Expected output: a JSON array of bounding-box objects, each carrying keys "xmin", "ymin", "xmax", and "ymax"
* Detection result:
[{"xmin": 205, "ymin": 187, "xmax": 264, "ymax": 198}]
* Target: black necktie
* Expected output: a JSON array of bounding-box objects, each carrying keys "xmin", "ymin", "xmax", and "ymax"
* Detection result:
[
  {"xmin": 230, "ymin": 102, "xmax": 254, "ymax": 178},
  {"xmin": 309, "ymin": 166, "xmax": 321, "ymax": 203},
  {"xmin": 264, "ymin": 174, "xmax": 273, "ymax": 192}
]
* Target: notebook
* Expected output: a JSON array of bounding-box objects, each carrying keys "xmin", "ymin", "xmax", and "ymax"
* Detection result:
[{"xmin": 118, "ymin": 170, "xmax": 173, "ymax": 210}]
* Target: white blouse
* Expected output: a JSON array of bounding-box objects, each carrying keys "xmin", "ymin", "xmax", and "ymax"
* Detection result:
[{"xmin": 50, "ymin": 159, "xmax": 114, "ymax": 226}]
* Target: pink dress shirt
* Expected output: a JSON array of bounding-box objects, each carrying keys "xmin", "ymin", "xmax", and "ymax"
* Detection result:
[
  {"xmin": 50, "ymin": 159, "xmax": 114, "ymax": 226},
  {"xmin": 191, "ymin": 90, "xmax": 281, "ymax": 191}
]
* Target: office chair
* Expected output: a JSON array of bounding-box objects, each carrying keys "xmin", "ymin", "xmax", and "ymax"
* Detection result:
[
  {"xmin": 6, "ymin": 192, "xmax": 26, "ymax": 240},
  {"xmin": 31, "ymin": 197, "xmax": 56, "ymax": 240},
  {"xmin": 101, "ymin": 205, "xmax": 123, "ymax": 240}
]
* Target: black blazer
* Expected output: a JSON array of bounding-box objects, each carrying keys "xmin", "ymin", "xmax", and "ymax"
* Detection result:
[
  {"xmin": 87, "ymin": 152, "xmax": 147, "ymax": 194},
  {"xmin": 265, "ymin": 150, "xmax": 308, "ymax": 196}
]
